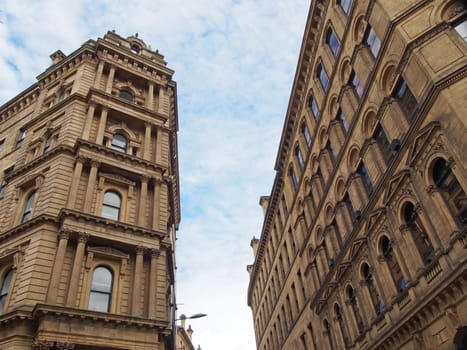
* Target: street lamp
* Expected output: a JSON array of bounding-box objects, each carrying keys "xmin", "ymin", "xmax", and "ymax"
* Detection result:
[{"xmin": 174, "ymin": 313, "xmax": 207, "ymax": 350}]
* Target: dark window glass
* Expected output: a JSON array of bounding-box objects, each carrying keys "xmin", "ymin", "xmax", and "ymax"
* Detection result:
[
  {"xmin": 102, "ymin": 191, "xmax": 121, "ymax": 220},
  {"xmin": 21, "ymin": 191, "xmax": 36, "ymax": 223},
  {"xmin": 373, "ymin": 124, "xmax": 391, "ymax": 162},
  {"xmin": 302, "ymin": 122, "xmax": 312, "ymax": 148},
  {"xmin": 88, "ymin": 266, "xmax": 113, "ymax": 312},
  {"xmin": 326, "ymin": 27, "xmax": 340, "ymax": 57},
  {"xmin": 358, "ymin": 162, "xmax": 372, "ymax": 193},
  {"xmin": 343, "ymin": 193, "xmax": 356, "ymax": 219},
  {"xmin": 364, "ymin": 26, "xmax": 382, "ymax": 57},
  {"xmin": 0, "ymin": 167, "xmax": 14, "ymax": 198},
  {"xmin": 433, "ymin": 158, "xmax": 466, "ymax": 225},
  {"xmin": 131, "ymin": 44, "xmax": 141, "ymax": 53},
  {"xmin": 111, "ymin": 133, "xmax": 128, "ymax": 153},
  {"xmin": 338, "ymin": 0, "xmax": 353, "ymax": 15},
  {"xmin": 309, "ymin": 95, "xmax": 320, "ymax": 121},
  {"xmin": 119, "ymin": 90, "xmax": 133, "ymax": 102},
  {"xmin": 337, "ymin": 108, "xmax": 349, "ymax": 132},
  {"xmin": 0, "ymin": 269, "xmax": 13, "ymax": 314},
  {"xmin": 349, "ymin": 70, "xmax": 363, "ymax": 98},
  {"xmin": 393, "ymin": 78, "xmax": 417, "ymax": 119},
  {"xmin": 289, "ymin": 166, "xmax": 298, "ymax": 190},
  {"xmin": 43, "ymin": 135, "xmax": 52, "ymax": 154},
  {"xmin": 16, "ymin": 129, "xmax": 26, "ymax": 148},
  {"xmin": 317, "ymin": 64, "xmax": 329, "ymax": 92},
  {"xmin": 295, "ymin": 146, "xmax": 305, "ymax": 170},
  {"xmin": 58, "ymin": 90, "xmax": 65, "ymax": 102},
  {"xmin": 0, "ymin": 140, "xmax": 4, "ymax": 152},
  {"xmin": 403, "ymin": 202, "xmax": 435, "ymax": 264},
  {"xmin": 326, "ymin": 140, "xmax": 336, "ymax": 162}
]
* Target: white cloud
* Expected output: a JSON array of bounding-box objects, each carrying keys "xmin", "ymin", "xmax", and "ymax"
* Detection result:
[{"xmin": 0, "ymin": 1, "xmax": 309, "ymax": 349}]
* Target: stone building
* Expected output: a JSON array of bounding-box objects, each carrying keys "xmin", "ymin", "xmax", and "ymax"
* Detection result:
[
  {"xmin": 247, "ymin": 1, "xmax": 466, "ymax": 349},
  {"xmin": 0, "ymin": 31, "xmax": 180, "ymax": 349}
]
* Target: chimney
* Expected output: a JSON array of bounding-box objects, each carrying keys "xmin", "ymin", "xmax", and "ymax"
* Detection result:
[
  {"xmin": 179, "ymin": 314, "xmax": 187, "ymax": 329},
  {"xmin": 250, "ymin": 236, "xmax": 259, "ymax": 256},
  {"xmin": 187, "ymin": 325, "xmax": 193, "ymax": 340},
  {"xmin": 259, "ymin": 196, "xmax": 270, "ymax": 217},
  {"xmin": 50, "ymin": 50, "xmax": 66, "ymax": 65}
]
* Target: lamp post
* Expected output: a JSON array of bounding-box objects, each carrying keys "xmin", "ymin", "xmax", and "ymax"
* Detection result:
[{"xmin": 174, "ymin": 313, "xmax": 207, "ymax": 350}]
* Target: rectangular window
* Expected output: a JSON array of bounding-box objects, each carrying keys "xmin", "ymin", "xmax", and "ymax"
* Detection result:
[
  {"xmin": 326, "ymin": 27, "xmax": 341, "ymax": 57},
  {"xmin": 302, "ymin": 122, "xmax": 312, "ymax": 148},
  {"xmin": 358, "ymin": 162, "xmax": 373, "ymax": 193},
  {"xmin": 0, "ymin": 166, "xmax": 14, "ymax": 198},
  {"xmin": 339, "ymin": 0, "xmax": 353, "ymax": 16},
  {"xmin": 393, "ymin": 77, "xmax": 417, "ymax": 120},
  {"xmin": 350, "ymin": 70, "xmax": 364, "ymax": 98},
  {"xmin": 318, "ymin": 64, "xmax": 330, "ymax": 92},
  {"xmin": 454, "ymin": 18, "xmax": 467, "ymax": 42},
  {"xmin": 16, "ymin": 129, "xmax": 26, "ymax": 148},
  {"xmin": 309, "ymin": 95, "xmax": 320, "ymax": 121},
  {"xmin": 364, "ymin": 26, "xmax": 382, "ymax": 58},
  {"xmin": 289, "ymin": 167, "xmax": 299, "ymax": 190},
  {"xmin": 337, "ymin": 108, "xmax": 349, "ymax": 132},
  {"xmin": 373, "ymin": 125, "xmax": 392, "ymax": 162},
  {"xmin": 0, "ymin": 139, "xmax": 4, "ymax": 152}
]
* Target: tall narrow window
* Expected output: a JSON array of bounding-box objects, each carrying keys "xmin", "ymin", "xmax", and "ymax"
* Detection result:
[
  {"xmin": 0, "ymin": 269, "xmax": 13, "ymax": 314},
  {"xmin": 326, "ymin": 140, "xmax": 336, "ymax": 162},
  {"xmin": 349, "ymin": 70, "xmax": 363, "ymax": 98},
  {"xmin": 289, "ymin": 166, "xmax": 299, "ymax": 190},
  {"xmin": 403, "ymin": 202, "xmax": 434, "ymax": 265},
  {"xmin": 338, "ymin": 0, "xmax": 353, "ymax": 16},
  {"xmin": 119, "ymin": 89, "xmax": 134, "ymax": 102},
  {"xmin": 326, "ymin": 27, "xmax": 341, "ymax": 57},
  {"xmin": 393, "ymin": 77, "xmax": 417, "ymax": 119},
  {"xmin": 43, "ymin": 135, "xmax": 52, "ymax": 154},
  {"xmin": 432, "ymin": 158, "xmax": 466, "ymax": 225},
  {"xmin": 88, "ymin": 266, "xmax": 113, "ymax": 312},
  {"xmin": 295, "ymin": 145, "xmax": 305, "ymax": 170},
  {"xmin": 317, "ymin": 64, "xmax": 330, "ymax": 92},
  {"xmin": 0, "ymin": 167, "xmax": 14, "ymax": 198},
  {"xmin": 363, "ymin": 25, "xmax": 382, "ymax": 58},
  {"xmin": 358, "ymin": 162, "xmax": 372, "ymax": 193},
  {"xmin": 336, "ymin": 108, "xmax": 349, "ymax": 132},
  {"xmin": 454, "ymin": 18, "xmax": 467, "ymax": 42},
  {"xmin": 21, "ymin": 191, "xmax": 36, "ymax": 223},
  {"xmin": 380, "ymin": 236, "xmax": 406, "ymax": 293},
  {"xmin": 16, "ymin": 129, "xmax": 26, "ymax": 148},
  {"xmin": 102, "ymin": 191, "xmax": 121, "ymax": 220},
  {"xmin": 309, "ymin": 95, "xmax": 320, "ymax": 121},
  {"xmin": 347, "ymin": 285, "xmax": 364, "ymax": 333},
  {"xmin": 373, "ymin": 124, "xmax": 391, "ymax": 162},
  {"xmin": 111, "ymin": 133, "xmax": 128, "ymax": 153},
  {"xmin": 343, "ymin": 193, "xmax": 357, "ymax": 220},
  {"xmin": 302, "ymin": 122, "xmax": 312, "ymax": 148},
  {"xmin": 362, "ymin": 263, "xmax": 383, "ymax": 316}
]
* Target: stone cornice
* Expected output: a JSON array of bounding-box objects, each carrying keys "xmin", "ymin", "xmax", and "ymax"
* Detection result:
[
  {"xmin": 0, "ymin": 215, "xmax": 59, "ymax": 243},
  {"xmin": 32, "ymin": 303, "xmax": 170, "ymax": 330}
]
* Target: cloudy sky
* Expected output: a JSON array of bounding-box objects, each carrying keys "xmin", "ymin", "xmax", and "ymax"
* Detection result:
[{"xmin": 0, "ymin": 1, "xmax": 309, "ymax": 349}]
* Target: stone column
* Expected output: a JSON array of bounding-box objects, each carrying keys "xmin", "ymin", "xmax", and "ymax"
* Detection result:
[
  {"xmin": 67, "ymin": 157, "xmax": 84, "ymax": 208},
  {"xmin": 83, "ymin": 161, "xmax": 99, "ymax": 213},
  {"xmin": 399, "ymin": 224, "xmax": 425, "ymax": 271},
  {"xmin": 158, "ymin": 86, "xmax": 166, "ymax": 115},
  {"xmin": 358, "ymin": 279, "xmax": 377, "ymax": 322},
  {"xmin": 82, "ymin": 103, "xmax": 96, "ymax": 140},
  {"xmin": 148, "ymin": 249, "xmax": 159, "ymax": 318},
  {"xmin": 152, "ymin": 180, "xmax": 161, "ymax": 231},
  {"xmin": 143, "ymin": 123, "xmax": 152, "ymax": 161},
  {"xmin": 376, "ymin": 255, "xmax": 398, "ymax": 299},
  {"xmin": 343, "ymin": 299, "xmax": 359, "ymax": 340},
  {"xmin": 94, "ymin": 61, "xmax": 105, "ymax": 88},
  {"xmin": 66, "ymin": 232, "xmax": 88, "ymax": 306},
  {"xmin": 146, "ymin": 81, "xmax": 155, "ymax": 109},
  {"xmin": 95, "ymin": 108, "xmax": 108, "ymax": 145},
  {"xmin": 138, "ymin": 176, "xmax": 149, "ymax": 226},
  {"xmin": 47, "ymin": 231, "xmax": 70, "ymax": 303},
  {"xmin": 132, "ymin": 246, "xmax": 145, "ymax": 316},
  {"xmin": 304, "ymin": 196, "xmax": 314, "ymax": 225},
  {"xmin": 155, "ymin": 128, "xmax": 163, "ymax": 164},
  {"xmin": 105, "ymin": 65, "xmax": 116, "ymax": 94},
  {"xmin": 315, "ymin": 246, "xmax": 329, "ymax": 281},
  {"xmin": 391, "ymin": 238, "xmax": 414, "ymax": 282}
]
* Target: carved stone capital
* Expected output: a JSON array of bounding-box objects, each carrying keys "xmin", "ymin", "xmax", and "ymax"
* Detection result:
[
  {"xmin": 78, "ymin": 232, "xmax": 89, "ymax": 243},
  {"xmin": 58, "ymin": 230, "xmax": 71, "ymax": 241},
  {"xmin": 90, "ymin": 160, "xmax": 100, "ymax": 169},
  {"xmin": 136, "ymin": 246, "xmax": 146, "ymax": 255},
  {"xmin": 150, "ymin": 249, "xmax": 160, "ymax": 258}
]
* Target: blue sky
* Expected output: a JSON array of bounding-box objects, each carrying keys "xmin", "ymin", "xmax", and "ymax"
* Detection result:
[{"xmin": 0, "ymin": 1, "xmax": 309, "ymax": 349}]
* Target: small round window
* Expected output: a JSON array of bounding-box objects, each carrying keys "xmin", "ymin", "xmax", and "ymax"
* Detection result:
[{"xmin": 119, "ymin": 90, "xmax": 133, "ymax": 102}]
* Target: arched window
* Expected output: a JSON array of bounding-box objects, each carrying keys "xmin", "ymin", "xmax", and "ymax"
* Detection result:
[
  {"xmin": 317, "ymin": 64, "xmax": 330, "ymax": 92},
  {"xmin": 380, "ymin": 236, "xmax": 406, "ymax": 293},
  {"xmin": 347, "ymin": 285, "xmax": 364, "ymax": 333},
  {"xmin": 432, "ymin": 158, "xmax": 466, "ymax": 225},
  {"xmin": 326, "ymin": 27, "xmax": 341, "ymax": 57},
  {"xmin": 119, "ymin": 89, "xmax": 134, "ymax": 102},
  {"xmin": 334, "ymin": 303, "xmax": 349, "ymax": 347},
  {"xmin": 295, "ymin": 146, "xmax": 305, "ymax": 171},
  {"xmin": 373, "ymin": 124, "xmax": 391, "ymax": 162},
  {"xmin": 309, "ymin": 94, "xmax": 320, "ymax": 121},
  {"xmin": 102, "ymin": 191, "xmax": 121, "ymax": 220},
  {"xmin": 338, "ymin": 0, "xmax": 353, "ymax": 16},
  {"xmin": 0, "ymin": 269, "xmax": 13, "ymax": 314},
  {"xmin": 88, "ymin": 266, "xmax": 113, "ymax": 312},
  {"xmin": 111, "ymin": 133, "xmax": 128, "ymax": 153},
  {"xmin": 362, "ymin": 263, "xmax": 382, "ymax": 316},
  {"xmin": 323, "ymin": 318, "xmax": 334, "ymax": 350},
  {"xmin": 289, "ymin": 166, "xmax": 299, "ymax": 191},
  {"xmin": 21, "ymin": 191, "xmax": 36, "ymax": 223},
  {"xmin": 131, "ymin": 44, "xmax": 141, "ymax": 54},
  {"xmin": 301, "ymin": 122, "xmax": 312, "ymax": 148},
  {"xmin": 403, "ymin": 202, "xmax": 434, "ymax": 265}
]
